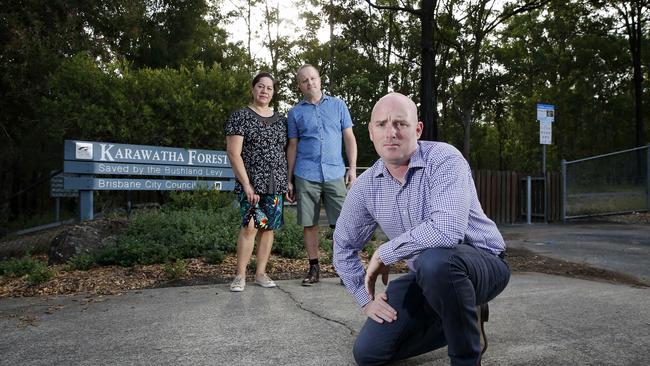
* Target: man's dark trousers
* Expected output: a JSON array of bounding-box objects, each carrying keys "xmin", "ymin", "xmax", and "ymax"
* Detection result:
[{"xmin": 353, "ymin": 244, "xmax": 510, "ymax": 366}]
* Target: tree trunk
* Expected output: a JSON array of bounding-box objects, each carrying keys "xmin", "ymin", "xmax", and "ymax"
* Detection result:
[
  {"xmin": 462, "ymin": 104, "xmax": 472, "ymax": 159},
  {"xmin": 384, "ymin": 11, "xmax": 393, "ymax": 95},
  {"xmin": 420, "ymin": 0, "xmax": 437, "ymax": 141},
  {"xmin": 631, "ymin": 2, "xmax": 645, "ymax": 147}
]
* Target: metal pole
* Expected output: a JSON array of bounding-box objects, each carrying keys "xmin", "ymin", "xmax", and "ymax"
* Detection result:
[
  {"xmin": 561, "ymin": 159, "xmax": 567, "ymax": 222},
  {"xmin": 126, "ymin": 191, "xmax": 132, "ymax": 219},
  {"xmin": 527, "ymin": 176, "xmax": 532, "ymax": 224},
  {"xmin": 647, "ymin": 144, "xmax": 650, "ymax": 211},
  {"xmin": 543, "ymin": 145, "xmax": 547, "ymax": 223},
  {"xmin": 79, "ymin": 190, "xmax": 93, "ymax": 221},
  {"xmin": 54, "ymin": 197, "xmax": 60, "ymax": 222}
]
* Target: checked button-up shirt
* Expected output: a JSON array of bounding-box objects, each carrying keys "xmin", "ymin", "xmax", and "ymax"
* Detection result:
[{"xmin": 333, "ymin": 141, "xmax": 506, "ymax": 307}]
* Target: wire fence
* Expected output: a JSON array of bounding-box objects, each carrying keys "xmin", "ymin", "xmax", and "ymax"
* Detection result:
[{"xmin": 562, "ymin": 145, "xmax": 650, "ymax": 220}]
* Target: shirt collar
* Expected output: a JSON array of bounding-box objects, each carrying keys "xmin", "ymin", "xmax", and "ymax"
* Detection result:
[
  {"xmin": 374, "ymin": 142, "xmax": 425, "ymax": 178},
  {"xmin": 298, "ymin": 93, "xmax": 330, "ymax": 106}
]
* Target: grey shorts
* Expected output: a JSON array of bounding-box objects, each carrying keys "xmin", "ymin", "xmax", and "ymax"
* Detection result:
[{"xmin": 295, "ymin": 176, "xmax": 347, "ymax": 227}]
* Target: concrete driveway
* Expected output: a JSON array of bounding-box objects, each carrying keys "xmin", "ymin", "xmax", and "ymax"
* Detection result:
[{"xmin": 1, "ymin": 221, "xmax": 649, "ymax": 365}]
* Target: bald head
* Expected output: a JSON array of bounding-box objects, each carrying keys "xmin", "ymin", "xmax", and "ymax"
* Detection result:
[
  {"xmin": 371, "ymin": 93, "xmax": 418, "ymax": 124},
  {"xmin": 368, "ymin": 93, "xmax": 423, "ymax": 168}
]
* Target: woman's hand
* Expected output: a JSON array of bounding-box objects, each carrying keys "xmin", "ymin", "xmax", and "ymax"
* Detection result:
[{"xmin": 244, "ymin": 183, "xmax": 260, "ymax": 206}]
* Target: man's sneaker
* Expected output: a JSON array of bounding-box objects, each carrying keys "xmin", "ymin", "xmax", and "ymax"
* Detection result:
[
  {"xmin": 230, "ymin": 276, "xmax": 245, "ymax": 292},
  {"xmin": 301, "ymin": 264, "xmax": 320, "ymax": 286},
  {"xmin": 255, "ymin": 273, "xmax": 277, "ymax": 288},
  {"xmin": 477, "ymin": 303, "xmax": 489, "ymax": 355}
]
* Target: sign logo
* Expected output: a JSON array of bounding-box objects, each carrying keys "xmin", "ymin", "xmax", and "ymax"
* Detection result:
[{"xmin": 75, "ymin": 142, "xmax": 93, "ymax": 160}]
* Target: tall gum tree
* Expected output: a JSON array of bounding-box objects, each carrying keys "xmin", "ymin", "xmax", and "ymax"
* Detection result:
[
  {"xmin": 598, "ymin": 0, "xmax": 649, "ymax": 148},
  {"xmin": 366, "ymin": 0, "xmax": 548, "ymax": 158}
]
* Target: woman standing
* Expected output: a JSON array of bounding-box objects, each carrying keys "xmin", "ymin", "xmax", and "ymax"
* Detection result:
[{"xmin": 225, "ymin": 72, "xmax": 288, "ymax": 292}]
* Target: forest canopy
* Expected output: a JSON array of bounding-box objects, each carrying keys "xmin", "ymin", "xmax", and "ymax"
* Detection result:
[{"xmin": 1, "ymin": 0, "xmax": 648, "ymax": 223}]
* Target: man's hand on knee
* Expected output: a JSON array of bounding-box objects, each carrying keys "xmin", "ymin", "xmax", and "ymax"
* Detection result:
[{"xmin": 362, "ymin": 293, "xmax": 397, "ymax": 324}]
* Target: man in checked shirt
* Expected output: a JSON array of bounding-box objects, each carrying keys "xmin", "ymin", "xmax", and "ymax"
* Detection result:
[{"xmin": 333, "ymin": 93, "xmax": 510, "ymax": 366}]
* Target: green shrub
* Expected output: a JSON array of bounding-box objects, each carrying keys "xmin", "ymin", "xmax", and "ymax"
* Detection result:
[
  {"xmin": 319, "ymin": 238, "xmax": 333, "ymax": 264},
  {"xmin": 94, "ymin": 206, "xmax": 240, "ymax": 266},
  {"xmin": 203, "ymin": 249, "xmax": 225, "ymax": 265},
  {"xmin": 66, "ymin": 254, "xmax": 96, "ymax": 271},
  {"xmin": 363, "ymin": 242, "xmax": 377, "ymax": 258},
  {"xmin": 163, "ymin": 259, "xmax": 188, "ymax": 280},
  {"xmin": 273, "ymin": 211, "xmax": 305, "ymax": 259},
  {"xmin": 166, "ymin": 190, "xmax": 235, "ymax": 212},
  {"xmin": 247, "ymin": 257, "xmax": 257, "ymax": 272},
  {"xmin": 26, "ymin": 262, "xmax": 53, "ymax": 285},
  {"xmin": 0, "ymin": 256, "xmax": 53, "ymax": 284},
  {"xmin": 0, "ymin": 256, "xmax": 40, "ymax": 277}
]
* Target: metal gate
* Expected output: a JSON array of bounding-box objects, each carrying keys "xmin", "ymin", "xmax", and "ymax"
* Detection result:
[{"xmin": 562, "ymin": 145, "xmax": 650, "ymax": 220}]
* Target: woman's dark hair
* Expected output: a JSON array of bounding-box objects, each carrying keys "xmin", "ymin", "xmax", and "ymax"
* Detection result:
[{"xmin": 252, "ymin": 72, "xmax": 275, "ymax": 87}]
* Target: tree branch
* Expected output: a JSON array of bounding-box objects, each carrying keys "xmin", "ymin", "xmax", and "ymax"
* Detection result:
[
  {"xmin": 485, "ymin": 0, "xmax": 552, "ymax": 34},
  {"xmin": 365, "ymin": 0, "xmax": 421, "ymax": 16}
]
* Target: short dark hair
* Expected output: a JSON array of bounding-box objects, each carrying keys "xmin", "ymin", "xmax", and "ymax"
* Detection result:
[{"xmin": 252, "ymin": 72, "xmax": 275, "ymax": 87}]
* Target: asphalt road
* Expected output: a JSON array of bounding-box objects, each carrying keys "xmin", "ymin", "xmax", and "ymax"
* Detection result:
[{"xmin": 500, "ymin": 222, "xmax": 650, "ymax": 283}]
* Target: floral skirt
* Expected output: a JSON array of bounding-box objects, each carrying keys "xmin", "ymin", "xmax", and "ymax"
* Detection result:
[{"xmin": 238, "ymin": 193, "xmax": 284, "ymax": 230}]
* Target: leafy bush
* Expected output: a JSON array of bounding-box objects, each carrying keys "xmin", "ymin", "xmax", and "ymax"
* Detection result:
[
  {"xmin": 166, "ymin": 190, "xmax": 235, "ymax": 212},
  {"xmin": 0, "ymin": 256, "xmax": 53, "ymax": 285},
  {"xmin": 80, "ymin": 199, "xmax": 321, "ymax": 267},
  {"xmin": 0, "ymin": 256, "xmax": 40, "ymax": 277},
  {"xmin": 66, "ymin": 254, "xmax": 96, "ymax": 271},
  {"xmin": 319, "ymin": 238, "xmax": 333, "ymax": 264},
  {"xmin": 363, "ymin": 242, "xmax": 378, "ymax": 258},
  {"xmin": 163, "ymin": 259, "xmax": 188, "ymax": 280},
  {"xmin": 247, "ymin": 257, "xmax": 257, "ymax": 272},
  {"xmin": 94, "ymin": 206, "xmax": 240, "ymax": 266},
  {"xmin": 203, "ymin": 249, "xmax": 225, "ymax": 265},
  {"xmin": 26, "ymin": 262, "xmax": 53, "ymax": 285},
  {"xmin": 44, "ymin": 54, "xmax": 250, "ymax": 151},
  {"xmin": 272, "ymin": 211, "xmax": 305, "ymax": 259}
]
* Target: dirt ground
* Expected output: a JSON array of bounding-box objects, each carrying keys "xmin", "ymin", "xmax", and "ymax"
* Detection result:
[{"xmin": 1, "ymin": 214, "xmax": 648, "ymax": 298}]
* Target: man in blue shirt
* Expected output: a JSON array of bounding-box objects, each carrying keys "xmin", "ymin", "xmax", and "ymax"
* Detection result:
[
  {"xmin": 333, "ymin": 93, "xmax": 510, "ymax": 366},
  {"xmin": 287, "ymin": 64, "xmax": 358, "ymax": 286}
]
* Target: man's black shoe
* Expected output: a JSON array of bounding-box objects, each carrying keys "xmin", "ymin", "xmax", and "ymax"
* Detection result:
[{"xmin": 301, "ymin": 264, "xmax": 320, "ymax": 286}]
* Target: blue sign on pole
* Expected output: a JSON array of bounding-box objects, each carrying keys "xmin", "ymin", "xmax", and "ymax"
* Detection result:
[{"xmin": 536, "ymin": 104, "xmax": 555, "ymax": 145}]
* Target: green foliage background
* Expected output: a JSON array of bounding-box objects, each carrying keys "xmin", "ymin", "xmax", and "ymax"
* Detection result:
[{"xmin": 1, "ymin": 0, "xmax": 649, "ymax": 227}]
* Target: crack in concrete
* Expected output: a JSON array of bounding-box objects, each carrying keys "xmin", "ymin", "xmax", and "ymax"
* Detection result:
[{"xmin": 276, "ymin": 285, "xmax": 357, "ymax": 336}]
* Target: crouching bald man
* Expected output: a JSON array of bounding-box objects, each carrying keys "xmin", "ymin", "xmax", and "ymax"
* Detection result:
[{"xmin": 333, "ymin": 93, "xmax": 510, "ymax": 366}]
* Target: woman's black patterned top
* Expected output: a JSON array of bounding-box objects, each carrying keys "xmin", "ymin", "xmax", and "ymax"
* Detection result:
[{"xmin": 225, "ymin": 107, "xmax": 288, "ymax": 194}]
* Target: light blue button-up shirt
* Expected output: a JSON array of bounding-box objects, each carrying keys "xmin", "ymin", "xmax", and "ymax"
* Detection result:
[
  {"xmin": 333, "ymin": 141, "xmax": 506, "ymax": 307},
  {"xmin": 287, "ymin": 94, "xmax": 353, "ymax": 182}
]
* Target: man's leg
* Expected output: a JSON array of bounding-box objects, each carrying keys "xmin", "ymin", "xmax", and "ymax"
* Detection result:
[
  {"xmin": 353, "ymin": 273, "xmax": 447, "ymax": 366},
  {"xmin": 295, "ymin": 177, "xmax": 322, "ymax": 285},
  {"xmin": 303, "ymin": 225, "xmax": 320, "ymax": 259},
  {"xmin": 414, "ymin": 245, "xmax": 510, "ymax": 366},
  {"xmin": 322, "ymin": 177, "xmax": 347, "ymax": 227}
]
